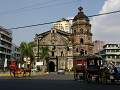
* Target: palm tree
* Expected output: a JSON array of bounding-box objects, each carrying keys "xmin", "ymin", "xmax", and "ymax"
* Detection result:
[
  {"xmin": 20, "ymin": 42, "xmax": 34, "ymax": 65},
  {"xmin": 39, "ymin": 46, "xmax": 49, "ymax": 71},
  {"xmin": 40, "ymin": 46, "xmax": 49, "ymax": 61}
]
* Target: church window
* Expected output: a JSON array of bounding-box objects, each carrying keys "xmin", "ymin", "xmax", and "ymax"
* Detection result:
[
  {"xmin": 76, "ymin": 48, "xmax": 79, "ymax": 52},
  {"xmin": 52, "ymin": 46, "xmax": 56, "ymax": 50},
  {"xmin": 67, "ymin": 47, "xmax": 69, "ymax": 51},
  {"xmin": 74, "ymin": 30, "xmax": 76, "ymax": 33},
  {"xmin": 80, "ymin": 38, "xmax": 84, "ymax": 44},
  {"xmin": 52, "ymin": 30, "xmax": 54, "ymax": 33},
  {"xmin": 52, "ymin": 51, "xmax": 54, "ymax": 56},
  {"xmin": 61, "ymin": 51, "xmax": 64, "ymax": 56}
]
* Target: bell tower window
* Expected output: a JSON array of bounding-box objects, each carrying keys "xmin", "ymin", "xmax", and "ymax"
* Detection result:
[
  {"xmin": 76, "ymin": 48, "xmax": 79, "ymax": 52},
  {"xmin": 80, "ymin": 38, "xmax": 84, "ymax": 44},
  {"xmin": 74, "ymin": 30, "xmax": 76, "ymax": 33}
]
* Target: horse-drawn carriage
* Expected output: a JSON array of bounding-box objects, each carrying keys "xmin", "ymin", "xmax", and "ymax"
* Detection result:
[
  {"xmin": 73, "ymin": 54, "xmax": 103, "ymax": 83},
  {"xmin": 9, "ymin": 60, "xmax": 31, "ymax": 77},
  {"xmin": 73, "ymin": 54, "xmax": 120, "ymax": 84}
]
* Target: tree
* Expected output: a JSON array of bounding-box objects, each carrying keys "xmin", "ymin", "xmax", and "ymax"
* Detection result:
[
  {"xmin": 38, "ymin": 46, "xmax": 49, "ymax": 72},
  {"xmin": 39, "ymin": 46, "xmax": 49, "ymax": 61},
  {"xmin": 20, "ymin": 42, "xmax": 34, "ymax": 64}
]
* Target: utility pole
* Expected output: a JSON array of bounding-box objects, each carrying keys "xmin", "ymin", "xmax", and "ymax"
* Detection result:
[{"xmin": 37, "ymin": 38, "xmax": 40, "ymax": 62}]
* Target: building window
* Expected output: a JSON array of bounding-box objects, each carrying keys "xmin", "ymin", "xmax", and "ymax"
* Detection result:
[
  {"xmin": 67, "ymin": 47, "xmax": 69, "ymax": 51},
  {"xmin": 61, "ymin": 51, "xmax": 63, "ymax": 56},
  {"xmin": 74, "ymin": 30, "xmax": 76, "ymax": 33},
  {"xmin": 108, "ymin": 56, "xmax": 110, "ymax": 58},
  {"xmin": 116, "ymin": 56, "xmax": 119, "ymax": 59},
  {"xmin": 116, "ymin": 50, "xmax": 119, "ymax": 52},
  {"xmin": 52, "ymin": 52, "xmax": 54, "ymax": 56},
  {"xmin": 52, "ymin": 46, "xmax": 56, "ymax": 50},
  {"xmin": 108, "ymin": 45, "xmax": 110, "ymax": 47},
  {"xmin": 52, "ymin": 30, "xmax": 55, "ymax": 33},
  {"xmin": 76, "ymin": 48, "xmax": 79, "ymax": 52},
  {"xmin": 107, "ymin": 50, "xmax": 110, "ymax": 52},
  {"xmin": 80, "ymin": 38, "xmax": 84, "ymax": 44},
  {"xmin": 112, "ymin": 56, "xmax": 115, "ymax": 59}
]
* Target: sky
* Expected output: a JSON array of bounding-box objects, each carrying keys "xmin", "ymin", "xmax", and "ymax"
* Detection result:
[{"xmin": 0, "ymin": 0, "xmax": 119, "ymax": 45}]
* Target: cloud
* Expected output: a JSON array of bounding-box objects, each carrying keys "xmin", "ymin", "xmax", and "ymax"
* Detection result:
[{"xmin": 91, "ymin": 0, "xmax": 120, "ymax": 43}]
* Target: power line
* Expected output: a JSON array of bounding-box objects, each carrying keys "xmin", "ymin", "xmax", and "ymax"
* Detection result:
[
  {"xmin": 0, "ymin": 0, "xmax": 59, "ymax": 15},
  {"xmin": 9, "ymin": 9, "xmax": 120, "ymax": 30},
  {"xmin": 0, "ymin": 0, "xmax": 76, "ymax": 15}
]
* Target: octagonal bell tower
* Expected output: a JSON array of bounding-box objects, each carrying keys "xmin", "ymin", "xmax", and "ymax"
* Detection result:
[{"xmin": 72, "ymin": 7, "xmax": 93, "ymax": 56}]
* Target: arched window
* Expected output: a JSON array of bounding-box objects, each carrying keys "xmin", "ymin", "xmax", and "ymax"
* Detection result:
[
  {"xmin": 76, "ymin": 48, "xmax": 79, "ymax": 52},
  {"xmin": 80, "ymin": 38, "xmax": 84, "ymax": 44},
  {"xmin": 52, "ymin": 51, "xmax": 54, "ymax": 56},
  {"xmin": 61, "ymin": 51, "xmax": 64, "ymax": 56},
  {"xmin": 67, "ymin": 47, "xmax": 69, "ymax": 51},
  {"xmin": 74, "ymin": 30, "xmax": 76, "ymax": 33}
]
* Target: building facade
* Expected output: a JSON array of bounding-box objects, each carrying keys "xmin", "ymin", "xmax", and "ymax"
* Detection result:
[
  {"xmin": 100, "ymin": 44, "xmax": 120, "ymax": 66},
  {"xmin": 93, "ymin": 40, "xmax": 105, "ymax": 54},
  {"xmin": 53, "ymin": 18, "xmax": 71, "ymax": 33},
  {"xmin": 11, "ymin": 43, "xmax": 20, "ymax": 61},
  {"xmin": 33, "ymin": 29, "xmax": 73, "ymax": 71},
  {"xmin": 32, "ymin": 7, "xmax": 93, "ymax": 72},
  {"xmin": 0, "ymin": 27, "xmax": 12, "ymax": 68},
  {"xmin": 72, "ymin": 7, "xmax": 93, "ymax": 56}
]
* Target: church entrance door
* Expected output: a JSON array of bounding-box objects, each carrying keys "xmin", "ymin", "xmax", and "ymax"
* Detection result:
[{"xmin": 48, "ymin": 61, "xmax": 55, "ymax": 72}]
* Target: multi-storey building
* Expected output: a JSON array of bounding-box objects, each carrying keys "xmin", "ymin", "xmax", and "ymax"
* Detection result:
[
  {"xmin": 0, "ymin": 26, "xmax": 12, "ymax": 67},
  {"xmin": 93, "ymin": 40, "xmax": 105, "ymax": 54},
  {"xmin": 32, "ymin": 7, "xmax": 93, "ymax": 72},
  {"xmin": 100, "ymin": 44, "xmax": 120, "ymax": 66},
  {"xmin": 11, "ymin": 43, "xmax": 20, "ymax": 61},
  {"xmin": 53, "ymin": 18, "xmax": 71, "ymax": 33}
]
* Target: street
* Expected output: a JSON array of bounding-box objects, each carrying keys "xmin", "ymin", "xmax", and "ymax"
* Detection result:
[
  {"xmin": 0, "ymin": 79, "xmax": 120, "ymax": 90},
  {"xmin": 0, "ymin": 72, "xmax": 120, "ymax": 90}
]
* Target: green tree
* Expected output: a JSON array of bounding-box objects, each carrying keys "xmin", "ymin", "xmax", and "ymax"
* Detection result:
[
  {"xmin": 20, "ymin": 42, "xmax": 34, "ymax": 64},
  {"xmin": 39, "ymin": 46, "xmax": 49, "ymax": 61}
]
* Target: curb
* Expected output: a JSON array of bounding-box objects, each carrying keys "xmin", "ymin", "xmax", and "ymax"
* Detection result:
[{"xmin": 0, "ymin": 72, "xmax": 49, "ymax": 77}]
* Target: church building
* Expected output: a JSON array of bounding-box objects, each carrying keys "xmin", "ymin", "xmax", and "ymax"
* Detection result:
[{"xmin": 32, "ymin": 7, "xmax": 93, "ymax": 72}]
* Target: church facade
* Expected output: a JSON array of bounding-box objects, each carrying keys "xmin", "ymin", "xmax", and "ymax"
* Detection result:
[{"xmin": 32, "ymin": 7, "xmax": 93, "ymax": 72}]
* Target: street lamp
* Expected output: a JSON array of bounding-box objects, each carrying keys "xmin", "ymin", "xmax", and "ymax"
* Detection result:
[
  {"xmin": 24, "ymin": 57, "xmax": 27, "ymax": 68},
  {"xmin": 24, "ymin": 57, "xmax": 31, "ymax": 68}
]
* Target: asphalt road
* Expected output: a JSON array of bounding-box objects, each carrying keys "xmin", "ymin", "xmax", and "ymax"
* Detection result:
[
  {"xmin": 0, "ymin": 72, "xmax": 120, "ymax": 90},
  {"xmin": 0, "ymin": 79, "xmax": 120, "ymax": 90}
]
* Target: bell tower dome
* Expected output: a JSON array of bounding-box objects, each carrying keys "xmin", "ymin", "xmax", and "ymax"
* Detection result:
[{"xmin": 72, "ymin": 7, "xmax": 93, "ymax": 56}]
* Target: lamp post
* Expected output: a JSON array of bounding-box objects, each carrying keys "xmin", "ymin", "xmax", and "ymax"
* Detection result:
[
  {"xmin": 24, "ymin": 57, "xmax": 31, "ymax": 68},
  {"xmin": 24, "ymin": 57, "xmax": 27, "ymax": 68}
]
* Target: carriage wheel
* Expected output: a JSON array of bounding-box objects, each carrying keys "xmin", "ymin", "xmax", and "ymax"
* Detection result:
[{"xmin": 86, "ymin": 73, "xmax": 91, "ymax": 83}]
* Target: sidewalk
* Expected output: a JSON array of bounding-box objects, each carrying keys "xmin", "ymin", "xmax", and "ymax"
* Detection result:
[
  {"xmin": 0, "ymin": 71, "xmax": 49, "ymax": 77},
  {"xmin": 0, "ymin": 71, "xmax": 10, "ymax": 77}
]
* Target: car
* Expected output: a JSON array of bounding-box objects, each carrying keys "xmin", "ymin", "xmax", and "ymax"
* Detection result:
[
  {"xmin": 57, "ymin": 69, "xmax": 65, "ymax": 74},
  {"xmin": 31, "ymin": 68, "xmax": 38, "ymax": 72}
]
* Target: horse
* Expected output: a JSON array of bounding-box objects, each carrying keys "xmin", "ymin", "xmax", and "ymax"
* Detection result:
[
  {"xmin": 9, "ymin": 66, "xmax": 24, "ymax": 77},
  {"xmin": 22, "ymin": 68, "xmax": 31, "ymax": 77}
]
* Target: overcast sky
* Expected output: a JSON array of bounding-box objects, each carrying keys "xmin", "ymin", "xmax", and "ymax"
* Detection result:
[{"xmin": 0, "ymin": 0, "xmax": 119, "ymax": 45}]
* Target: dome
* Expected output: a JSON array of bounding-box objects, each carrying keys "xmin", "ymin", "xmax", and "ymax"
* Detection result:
[{"xmin": 73, "ymin": 7, "xmax": 89, "ymax": 22}]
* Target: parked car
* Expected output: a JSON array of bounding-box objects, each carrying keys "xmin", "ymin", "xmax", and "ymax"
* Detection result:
[
  {"xmin": 31, "ymin": 68, "xmax": 38, "ymax": 72},
  {"xmin": 57, "ymin": 69, "xmax": 65, "ymax": 74}
]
